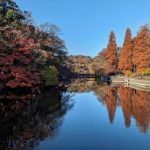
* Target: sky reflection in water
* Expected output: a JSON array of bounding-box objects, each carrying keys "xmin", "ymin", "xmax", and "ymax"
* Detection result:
[
  {"xmin": 35, "ymin": 79, "xmax": 150, "ymax": 150},
  {"xmin": 0, "ymin": 79, "xmax": 150, "ymax": 150}
]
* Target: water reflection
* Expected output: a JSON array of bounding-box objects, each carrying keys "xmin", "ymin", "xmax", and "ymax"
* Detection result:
[
  {"xmin": 118, "ymin": 87, "xmax": 150, "ymax": 132},
  {"xmin": 0, "ymin": 90, "xmax": 73, "ymax": 150},
  {"xmin": 68, "ymin": 79, "xmax": 150, "ymax": 133},
  {"xmin": 0, "ymin": 79, "xmax": 150, "ymax": 150}
]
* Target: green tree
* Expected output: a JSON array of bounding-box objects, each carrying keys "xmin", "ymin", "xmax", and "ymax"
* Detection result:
[
  {"xmin": 41, "ymin": 66, "xmax": 58, "ymax": 86},
  {"xmin": 0, "ymin": 0, "xmax": 24, "ymax": 28}
]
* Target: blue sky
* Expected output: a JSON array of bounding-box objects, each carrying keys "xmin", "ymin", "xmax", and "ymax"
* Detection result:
[{"xmin": 15, "ymin": 0, "xmax": 150, "ymax": 57}]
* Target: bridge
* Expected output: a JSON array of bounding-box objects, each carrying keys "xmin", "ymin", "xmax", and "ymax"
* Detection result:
[
  {"xmin": 72, "ymin": 74, "xmax": 98, "ymax": 78},
  {"xmin": 71, "ymin": 74, "xmax": 111, "ymax": 83}
]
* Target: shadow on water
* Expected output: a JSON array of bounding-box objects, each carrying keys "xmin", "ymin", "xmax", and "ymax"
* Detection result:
[
  {"xmin": 0, "ymin": 89, "xmax": 74, "ymax": 150},
  {"xmin": 0, "ymin": 79, "xmax": 150, "ymax": 150}
]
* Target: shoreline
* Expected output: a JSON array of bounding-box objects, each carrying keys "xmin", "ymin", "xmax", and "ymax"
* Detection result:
[{"xmin": 112, "ymin": 76, "xmax": 150, "ymax": 90}]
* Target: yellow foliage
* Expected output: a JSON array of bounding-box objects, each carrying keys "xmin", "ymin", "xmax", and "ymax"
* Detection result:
[
  {"xmin": 125, "ymin": 70, "xmax": 134, "ymax": 77},
  {"xmin": 140, "ymin": 68, "xmax": 150, "ymax": 76}
]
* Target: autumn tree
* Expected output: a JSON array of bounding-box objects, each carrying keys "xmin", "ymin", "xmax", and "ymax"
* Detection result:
[
  {"xmin": 118, "ymin": 28, "xmax": 133, "ymax": 73},
  {"xmin": 0, "ymin": 36, "xmax": 42, "ymax": 89},
  {"xmin": 0, "ymin": 0, "xmax": 68, "ymax": 90},
  {"xmin": 104, "ymin": 31, "xmax": 118, "ymax": 74},
  {"xmin": 132, "ymin": 25, "xmax": 150, "ymax": 72},
  {"xmin": 92, "ymin": 50, "xmax": 106, "ymax": 75},
  {"xmin": 38, "ymin": 23, "xmax": 67, "ymax": 61}
]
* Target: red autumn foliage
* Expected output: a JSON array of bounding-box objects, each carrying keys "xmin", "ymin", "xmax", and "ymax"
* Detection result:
[
  {"xmin": 0, "ymin": 33, "xmax": 42, "ymax": 89},
  {"xmin": 0, "ymin": 0, "xmax": 67, "ymax": 98},
  {"xmin": 5, "ymin": 66, "xmax": 42, "ymax": 88},
  {"xmin": 14, "ymin": 38, "xmax": 35, "ymax": 54}
]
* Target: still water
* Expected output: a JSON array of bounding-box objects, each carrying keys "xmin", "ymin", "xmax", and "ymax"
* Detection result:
[{"xmin": 0, "ymin": 79, "xmax": 150, "ymax": 150}]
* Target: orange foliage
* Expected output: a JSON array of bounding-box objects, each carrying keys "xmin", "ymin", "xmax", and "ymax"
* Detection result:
[
  {"xmin": 103, "ymin": 31, "xmax": 118, "ymax": 73},
  {"xmin": 118, "ymin": 87, "xmax": 150, "ymax": 132},
  {"xmin": 132, "ymin": 26, "xmax": 150, "ymax": 72},
  {"xmin": 97, "ymin": 26, "xmax": 150, "ymax": 74},
  {"xmin": 131, "ymin": 90, "xmax": 150, "ymax": 132},
  {"xmin": 118, "ymin": 87, "xmax": 132, "ymax": 127},
  {"xmin": 118, "ymin": 28, "xmax": 133, "ymax": 73},
  {"xmin": 104, "ymin": 87, "xmax": 117, "ymax": 123}
]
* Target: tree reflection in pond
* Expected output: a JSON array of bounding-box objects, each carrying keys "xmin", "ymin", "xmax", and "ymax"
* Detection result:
[
  {"xmin": 0, "ymin": 79, "xmax": 150, "ymax": 150},
  {"xmin": 0, "ymin": 90, "xmax": 74, "ymax": 150},
  {"xmin": 118, "ymin": 87, "xmax": 150, "ymax": 132},
  {"xmin": 68, "ymin": 79, "xmax": 150, "ymax": 133}
]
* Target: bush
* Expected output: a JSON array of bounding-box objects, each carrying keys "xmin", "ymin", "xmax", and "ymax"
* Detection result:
[
  {"xmin": 125, "ymin": 70, "xmax": 134, "ymax": 77},
  {"xmin": 41, "ymin": 66, "xmax": 58, "ymax": 86},
  {"xmin": 140, "ymin": 68, "xmax": 150, "ymax": 76}
]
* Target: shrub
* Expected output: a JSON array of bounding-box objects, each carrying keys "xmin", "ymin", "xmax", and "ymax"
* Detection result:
[
  {"xmin": 41, "ymin": 66, "xmax": 58, "ymax": 86},
  {"xmin": 125, "ymin": 70, "xmax": 134, "ymax": 77},
  {"xmin": 140, "ymin": 68, "xmax": 150, "ymax": 76}
]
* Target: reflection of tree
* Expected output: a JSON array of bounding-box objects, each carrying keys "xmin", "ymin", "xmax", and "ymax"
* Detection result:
[
  {"xmin": 94, "ymin": 86, "xmax": 118, "ymax": 123},
  {"xmin": 68, "ymin": 80, "xmax": 118, "ymax": 123},
  {"xmin": 94, "ymin": 84, "xmax": 150, "ymax": 132},
  {"xmin": 117, "ymin": 87, "xmax": 150, "ymax": 132},
  {"xmin": 68, "ymin": 79, "xmax": 150, "ymax": 133},
  {"xmin": 118, "ymin": 87, "xmax": 132, "ymax": 127},
  {"xmin": 1, "ymin": 80, "xmax": 150, "ymax": 150},
  {"xmin": 131, "ymin": 90, "xmax": 150, "ymax": 132},
  {"xmin": 0, "ymin": 90, "xmax": 73, "ymax": 150},
  {"xmin": 67, "ymin": 79, "xmax": 96, "ymax": 93},
  {"xmin": 105, "ymin": 87, "xmax": 117, "ymax": 123}
]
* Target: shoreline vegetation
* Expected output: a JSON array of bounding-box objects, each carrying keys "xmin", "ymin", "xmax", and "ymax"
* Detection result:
[
  {"xmin": 0, "ymin": 0, "xmax": 73, "ymax": 95},
  {"xmin": 0, "ymin": 0, "xmax": 150, "ymax": 95}
]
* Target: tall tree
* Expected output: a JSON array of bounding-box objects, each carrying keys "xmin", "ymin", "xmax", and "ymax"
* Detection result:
[
  {"xmin": 132, "ymin": 26, "xmax": 150, "ymax": 72},
  {"xmin": 118, "ymin": 28, "xmax": 133, "ymax": 73},
  {"xmin": 104, "ymin": 31, "xmax": 118, "ymax": 73}
]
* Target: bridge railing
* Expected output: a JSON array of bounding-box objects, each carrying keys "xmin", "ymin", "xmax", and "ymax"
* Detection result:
[{"xmin": 72, "ymin": 74, "xmax": 98, "ymax": 78}]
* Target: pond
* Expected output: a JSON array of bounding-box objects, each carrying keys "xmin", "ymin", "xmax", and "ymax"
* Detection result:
[{"xmin": 0, "ymin": 79, "xmax": 150, "ymax": 150}]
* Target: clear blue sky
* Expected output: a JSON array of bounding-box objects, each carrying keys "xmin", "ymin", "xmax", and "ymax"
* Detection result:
[{"xmin": 15, "ymin": 0, "xmax": 150, "ymax": 57}]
